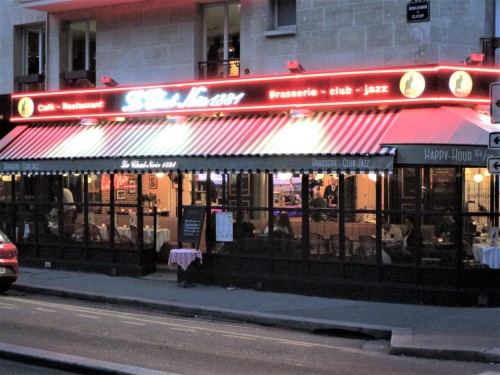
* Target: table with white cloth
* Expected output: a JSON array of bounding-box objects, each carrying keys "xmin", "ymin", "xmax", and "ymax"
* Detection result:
[
  {"xmin": 115, "ymin": 226, "xmax": 170, "ymax": 252},
  {"xmin": 472, "ymin": 244, "xmax": 500, "ymax": 269},
  {"xmin": 96, "ymin": 224, "xmax": 110, "ymax": 241},
  {"xmin": 168, "ymin": 249, "xmax": 203, "ymax": 286}
]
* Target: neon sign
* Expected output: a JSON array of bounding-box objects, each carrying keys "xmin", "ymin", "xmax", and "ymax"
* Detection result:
[
  {"xmin": 121, "ymin": 87, "xmax": 245, "ymax": 112},
  {"xmin": 10, "ymin": 65, "xmax": 500, "ymax": 122}
]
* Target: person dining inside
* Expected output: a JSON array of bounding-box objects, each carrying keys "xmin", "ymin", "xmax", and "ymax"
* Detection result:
[
  {"xmin": 381, "ymin": 218, "xmax": 404, "ymax": 263},
  {"xmin": 310, "ymin": 187, "xmax": 328, "ymax": 222},
  {"xmin": 439, "ymin": 208, "xmax": 458, "ymax": 244},
  {"xmin": 50, "ymin": 182, "xmax": 77, "ymax": 239},
  {"xmin": 274, "ymin": 213, "xmax": 295, "ymax": 239}
]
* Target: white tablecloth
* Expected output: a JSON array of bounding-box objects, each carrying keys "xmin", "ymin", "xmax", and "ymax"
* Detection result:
[
  {"xmin": 472, "ymin": 244, "xmax": 500, "ymax": 269},
  {"xmin": 116, "ymin": 226, "xmax": 170, "ymax": 252},
  {"xmin": 97, "ymin": 225, "xmax": 169, "ymax": 252},
  {"xmin": 168, "ymin": 249, "xmax": 203, "ymax": 271},
  {"xmin": 97, "ymin": 225, "xmax": 110, "ymax": 241}
]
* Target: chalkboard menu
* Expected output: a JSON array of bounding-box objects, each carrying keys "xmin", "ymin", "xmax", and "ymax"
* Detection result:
[{"xmin": 179, "ymin": 206, "xmax": 205, "ymax": 247}]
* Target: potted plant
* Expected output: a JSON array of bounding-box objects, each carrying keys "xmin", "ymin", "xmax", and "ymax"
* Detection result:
[{"xmin": 141, "ymin": 194, "xmax": 153, "ymax": 207}]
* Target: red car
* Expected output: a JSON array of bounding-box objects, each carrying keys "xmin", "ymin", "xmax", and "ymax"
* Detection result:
[{"xmin": 0, "ymin": 230, "xmax": 19, "ymax": 293}]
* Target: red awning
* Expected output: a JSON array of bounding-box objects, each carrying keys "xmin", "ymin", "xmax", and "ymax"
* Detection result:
[
  {"xmin": 1, "ymin": 110, "xmax": 398, "ymax": 159},
  {"xmin": 0, "ymin": 110, "xmax": 398, "ymax": 174},
  {"xmin": 381, "ymin": 106, "xmax": 495, "ymax": 145}
]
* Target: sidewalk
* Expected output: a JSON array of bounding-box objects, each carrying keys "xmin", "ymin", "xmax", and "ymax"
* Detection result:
[{"xmin": 6, "ymin": 266, "xmax": 500, "ymax": 368}]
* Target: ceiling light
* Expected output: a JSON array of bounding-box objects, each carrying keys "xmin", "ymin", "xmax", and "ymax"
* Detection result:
[
  {"xmin": 167, "ymin": 116, "xmax": 188, "ymax": 124},
  {"xmin": 80, "ymin": 118, "xmax": 99, "ymax": 126},
  {"xmin": 290, "ymin": 109, "xmax": 311, "ymax": 118},
  {"xmin": 474, "ymin": 173, "xmax": 483, "ymax": 183}
]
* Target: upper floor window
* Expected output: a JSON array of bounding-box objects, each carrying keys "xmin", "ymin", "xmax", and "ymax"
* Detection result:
[
  {"xmin": 64, "ymin": 19, "xmax": 96, "ymax": 87},
  {"xmin": 15, "ymin": 25, "xmax": 46, "ymax": 92},
  {"xmin": 200, "ymin": 2, "xmax": 240, "ymax": 79},
  {"xmin": 24, "ymin": 27, "xmax": 45, "ymax": 75},
  {"xmin": 274, "ymin": 0, "xmax": 296, "ymax": 29},
  {"xmin": 264, "ymin": 0, "xmax": 296, "ymax": 37}
]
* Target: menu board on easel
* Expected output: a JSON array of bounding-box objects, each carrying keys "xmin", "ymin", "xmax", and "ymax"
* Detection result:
[{"xmin": 179, "ymin": 206, "xmax": 205, "ymax": 248}]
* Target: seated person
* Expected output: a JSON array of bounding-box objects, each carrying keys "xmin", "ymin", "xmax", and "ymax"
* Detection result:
[
  {"xmin": 439, "ymin": 208, "xmax": 458, "ymax": 244},
  {"xmin": 274, "ymin": 213, "xmax": 294, "ymax": 238},
  {"xmin": 263, "ymin": 215, "xmax": 278, "ymax": 236},
  {"xmin": 310, "ymin": 187, "xmax": 328, "ymax": 222},
  {"xmin": 382, "ymin": 221, "xmax": 403, "ymax": 259},
  {"xmin": 234, "ymin": 210, "xmax": 255, "ymax": 238}
]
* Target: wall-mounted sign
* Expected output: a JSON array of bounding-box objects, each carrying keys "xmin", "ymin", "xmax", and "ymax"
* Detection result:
[
  {"xmin": 489, "ymin": 132, "xmax": 500, "ymax": 149},
  {"xmin": 11, "ymin": 64, "xmax": 499, "ymax": 122},
  {"xmin": 490, "ymin": 82, "xmax": 500, "ymax": 123},
  {"xmin": 407, "ymin": 1, "xmax": 430, "ymax": 23}
]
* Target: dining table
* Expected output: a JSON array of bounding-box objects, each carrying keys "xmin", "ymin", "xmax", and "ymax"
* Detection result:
[
  {"xmin": 168, "ymin": 249, "xmax": 203, "ymax": 287},
  {"xmin": 168, "ymin": 249, "xmax": 203, "ymax": 271},
  {"xmin": 472, "ymin": 244, "xmax": 500, "ymax": 269},
  {"xmin": 93, "ymin": 224, "xmax": 170, "ymax": 252},
  {"xmin": 116, "ymin": 226, "xmax": 170, "ymax": 252}
]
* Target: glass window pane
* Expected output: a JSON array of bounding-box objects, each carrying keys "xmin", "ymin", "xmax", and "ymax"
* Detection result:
[{"xmin": 277, "ymin": 0, "xmax": 296, "ymax": 27}]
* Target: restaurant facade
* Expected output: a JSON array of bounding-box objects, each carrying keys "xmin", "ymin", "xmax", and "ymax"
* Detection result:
[
  {"xmin": 1, "ymin": 64, "xmax": 500, "ymax": 306},
  {"xmin": 1, "ymin": 0, "xmax": 500, "ymax": 306}
]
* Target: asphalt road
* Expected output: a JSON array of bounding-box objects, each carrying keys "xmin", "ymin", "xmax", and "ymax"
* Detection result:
[{"xmin": 0, "ymin": 292, "xmax": 498, "ymax": 375}]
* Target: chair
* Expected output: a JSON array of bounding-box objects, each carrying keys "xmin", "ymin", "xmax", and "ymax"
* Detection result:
[
  {"xmin": 462, "ymin": 239, "xmax": 486, "ymax": 268},
  {"xmin": 309, "ymin": 232, "xmax": 328, "ymax": 259},
  {"xmin": 130, "ymin": 225, "xmax": 138, "ymax": 244},
  {"xmin": 359, "ymin": 235, "xmax": 376, "ymax": 262},
  {"xmin": 71, "ymin": 222, "xmax": 85, "ymax": 241},
  {"xmin": 130, "ymin": 225, "xmax": 154, "ymax": 250},
  {"xmin": 88, "ymin": 224, "xmax": 104, "ymax": 243},
  {"xmin": 273, "ymin": 230, "xmax": 292, "ymax": 257},
  {"xmin": 108, "ymin": 226, "xmax": 134, "ymax": 247},
  {"xmin": 462, "ymin": 239, "xmax": 474, "ymax": 261},
  {"xmin": 329, "ymin": 234, "xmax": 354, "ymax": 259}
]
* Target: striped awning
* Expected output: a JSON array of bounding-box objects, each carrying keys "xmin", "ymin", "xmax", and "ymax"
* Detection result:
[{"xmin": 0, "ymin": 110, "xmax": 398, "ymax": 174}]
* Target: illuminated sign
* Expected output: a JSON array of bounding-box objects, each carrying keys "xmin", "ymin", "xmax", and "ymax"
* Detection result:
[
  {"xmin": 399, "ymin": 71, "xmax": 425, "ymax": 98},
  {"xmin": 11, "ymin": 65, "xmax": 500, "ymax": 122},
  {"xmin": 121, "ymin": 87, "xmax": 245, "ymax": 112},
  {"xmin": 448, "ymin": 71, "xmax": 473, "ymax": 98}
]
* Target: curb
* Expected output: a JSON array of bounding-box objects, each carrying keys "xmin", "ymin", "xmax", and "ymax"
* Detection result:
[
  {"xmin": 390, "ymin": 328, "xmax": 500, "ymax": 364},
  {"xmin": 0, "ymin": 342, "xmax": 177, "ymax": 375},
  {"xmin": 12, "ymin": 283, "xmax": 393, "ymax": 339}
]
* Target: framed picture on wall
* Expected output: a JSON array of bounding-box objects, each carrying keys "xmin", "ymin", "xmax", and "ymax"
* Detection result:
[
  {"xmin": 149, "ymin": 175, "xmax": 158, "ymax": 189},
  {"xmin": 128, "ymin": 178, "xmax": 137, "ymax": 194},
  {"xmin": 116, "ymin": 189, "xmax": 126, "ymax": 200}
]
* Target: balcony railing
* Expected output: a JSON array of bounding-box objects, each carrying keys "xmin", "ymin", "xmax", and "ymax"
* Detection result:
[
  {"xmin": 16, "ymin": 74, "xmax": 45, "ymax": 92},
  {"xmin": 63, "ymin": 70, "xmax": 96, "ymax": 88},
  {"xmin": 481, "ymin": 37, "xmax": 500, "ymax": 66},
  {"xmin": 198, "ymin": 59, "xmax": 240, "ymax": 80}
]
